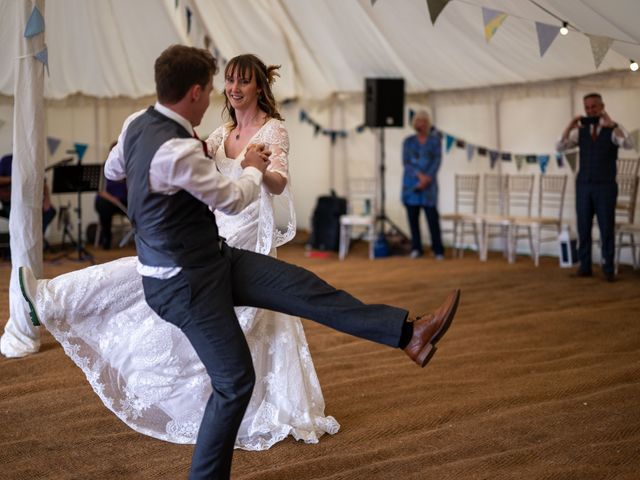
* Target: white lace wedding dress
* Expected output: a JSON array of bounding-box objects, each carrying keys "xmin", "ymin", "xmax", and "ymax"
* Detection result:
[{"xmin": 35, "ymin": 119, "xmax": 339, "ymax": 450}]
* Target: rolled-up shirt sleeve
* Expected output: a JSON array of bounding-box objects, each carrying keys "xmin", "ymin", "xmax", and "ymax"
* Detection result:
[{"xmin": 556, "ymin": 129, "xmax": 579, "ymax": 152}]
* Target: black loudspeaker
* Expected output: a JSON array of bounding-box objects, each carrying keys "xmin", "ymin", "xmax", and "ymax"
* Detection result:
[{"xmin": 364, "ymin": 78, "xmax": 405, "ymax": 127}]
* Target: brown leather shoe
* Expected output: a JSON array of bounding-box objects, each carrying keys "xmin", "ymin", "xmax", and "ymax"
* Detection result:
[{"xmin": 404, "ymin": 289, "xmax": 460, "ymax": 367}]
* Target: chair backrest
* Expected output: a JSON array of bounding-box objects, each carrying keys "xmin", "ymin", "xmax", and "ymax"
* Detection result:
[
  {"xmin": 538, "ymin": 174, "xmax": 568, "ymax": 220},
  {"xmin": 616, "ymin": 174, "xmax": 639, "ymax": 224},
  {"xmin": 453, "ymin": 174, "xmax": 480, "ymax": 214},
  {"xmin": 483, "ymin": 173, "xmax": 508, "ymax": 214},
  {"xmin": 505, "ymin": 174, "xmax": 534, "ymax": 216},
  {"xmin": 617, "ymin": 158, "xmax": 640, "ymax": 177},
  {"xmin": 346, "ymin": 178, "xmax": 377, "ymax": 216}
]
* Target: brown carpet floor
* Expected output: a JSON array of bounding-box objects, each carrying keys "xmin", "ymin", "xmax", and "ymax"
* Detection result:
[{"xmin": 1, "ymin": 240, "xmax": 639, "ymax": 480}]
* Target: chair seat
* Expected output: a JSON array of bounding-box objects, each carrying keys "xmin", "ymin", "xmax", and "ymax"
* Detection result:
[
  {"xmin": 340, "ymin": 214, "xmax": 374, "ymax": 226},
  {"xmin": 510, "ymin": 215, "xmax": 561, "ymax": 226}
]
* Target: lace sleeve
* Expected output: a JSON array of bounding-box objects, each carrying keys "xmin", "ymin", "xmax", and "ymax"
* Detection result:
[
  {"xmin": 206, "ymin": 126, "xmax": 225, "ymax": 157},
  {"xmin": 262, "ymin": 120, "xmax": 289, "ymax": 179}
]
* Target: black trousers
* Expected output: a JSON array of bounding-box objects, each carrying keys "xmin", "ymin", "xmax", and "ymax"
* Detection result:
[
  {"xmin": 405, "ymin": 204, "xmax": 444, "ymax": 256},
  {"xmin": 95, "ymin": 196, "xmax": 125, "ymax": 249},
  {"xmin": 576, "ymin": 180, "xmax": 618, "ymax": 274},
  {"xmin": 142, "ymin": 243, "xmax": 408, "ymax": 480}
]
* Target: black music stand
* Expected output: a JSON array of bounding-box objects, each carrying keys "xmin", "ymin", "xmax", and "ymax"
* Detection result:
[{"xmin": 51, "ymin": 164, "xmax": 102, "ymax": 263}]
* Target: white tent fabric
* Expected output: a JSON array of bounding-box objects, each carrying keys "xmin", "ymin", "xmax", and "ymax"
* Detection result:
[
  {"xmin": 0, "ymin": 0, "xmax": 45, "ymax": 358},
  {"xmin": 1, "ymin": 0, "xmax": 640, "ymax": 99}
]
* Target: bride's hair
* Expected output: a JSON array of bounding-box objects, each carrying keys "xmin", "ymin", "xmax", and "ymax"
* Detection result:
[{"xmin": 222, "ymin": 54, "xmax": 284, "ymax": 128}]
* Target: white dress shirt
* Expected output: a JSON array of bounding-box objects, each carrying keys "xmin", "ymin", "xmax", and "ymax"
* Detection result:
[
  {"xmin": 556, "ymin": 120, "xmax": 634, "ymax": 152},
  {"xmin": 105, "ymin": 103, "xmax": 263, "ymax": 278}
]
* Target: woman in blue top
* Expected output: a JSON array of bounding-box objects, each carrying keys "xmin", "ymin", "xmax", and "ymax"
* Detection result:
[{"xmin": 401, "ymin": 110, "xmax": 444, "ymax": 259}]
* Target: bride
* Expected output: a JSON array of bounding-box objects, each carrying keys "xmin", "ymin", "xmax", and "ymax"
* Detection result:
[{"xmin": 21, "ymin": 54, "xmax": 339, "ymax": 450}]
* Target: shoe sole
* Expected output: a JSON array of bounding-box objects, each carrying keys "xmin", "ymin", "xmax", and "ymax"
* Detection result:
[
  {"xmin": 416, "ymin": 289, "xmax": 460, "ymax": 368},
  {"xmin": 18, "ymin": 266, "xmax": 41, "ymax": 327}
]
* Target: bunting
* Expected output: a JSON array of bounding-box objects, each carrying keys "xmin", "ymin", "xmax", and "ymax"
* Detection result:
[
  {"xmin": 466, "ymin": 144, "xmax": 475, "ymax": 162},
  {"xmin": 501, "ymin": 152, "xmax": 512, "ymax": 161},
  {"xmin": 34, "ymin": 46, "xmax": 49, "ymax": 76},
  {"xmin": 445, "ymin": 134, "xmax": 455, "ymax": 152},
  {"xmin": 426, "ymin": 0, "xmax": 451, "ymax": 25},
  {"xmin": 514, "ymin": 154, "xmax": 525, "ymax": 171},
  {"xmin": 535, "ymin": 22, "xmax": 560, "ymax": 57},
  {"xmin": 588, "ymin": 34, "xmax": 613, "ymax": 69},
  {"xmin": 555, "ymin": 152, "xmax": 564, "ymax": 168},
  {"xmin": 0, "ymin": 119, "xmax": 5, "ymax": 130},
  {"xmin": 370, "ymin": 0, "xmax": 378, "ymax": 5},
  {"xmin": 46, "ymin": 137, "xmax": 61, "ymax": 156},
  {"xmin": 482, "ymin": 8, "xmax": 507, "ymax": 42},
  {"xmin": 565, "ymin": 151, "xmax": 578, "ymax": 172},
  {"xmin": 24, "ymin": 6, "xmax": 45, "ymax": 38},
  {"xmin": 526, "ymin": 155, "xmax": 537, "ymax": 164},
  {"xmin": 538, "ymin": 154, "xmax": 550, "ymax": 173},
  {"xmin": 489, "ymin": 150, "xmax": 499, "ymax": 168},
  {"xmin": 74, "ymin": 143, "xmax": 89, "ymax": 162}
]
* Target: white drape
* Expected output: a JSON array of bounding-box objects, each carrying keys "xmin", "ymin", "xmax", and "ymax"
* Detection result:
[{"xmin": 0, "ymin": 0, "xmax": 45, "ymax": 358}]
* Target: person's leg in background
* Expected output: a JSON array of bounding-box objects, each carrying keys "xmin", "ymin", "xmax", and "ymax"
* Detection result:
[
  {"xmin": 94, "ymin": 196, "xmax": 118, "ymax": 249},
  {"xmin": 424, "ymin": 205, "xmax": 444, "ymax": 259},
  {"xmin": 575, "ymin": 182, "xmax": 595, "ymax": 275},
  {"xmin": 594, "ymin": 181, "xmax": 618, "ymax": 280},
  {"xmin": 42, "ymin": 206, "xmax": 56, "ymax": 251},
  {"xmin": 405, "ymin": 204, "xmax": 423, "ymax": 258}
]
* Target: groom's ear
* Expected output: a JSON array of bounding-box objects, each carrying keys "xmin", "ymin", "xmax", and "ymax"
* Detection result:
[{"xmin": 189, "ymin": 84, "xmax": 202, "ymax": 103}]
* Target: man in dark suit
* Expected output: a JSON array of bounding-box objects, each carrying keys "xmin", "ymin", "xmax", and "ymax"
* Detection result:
[
  {"xmin": 104, "ymin": 45, "xmax": 459, "ymax": 480},
  {"xmin": 557, "ymin": 93, "xmax": 634, "ymax": 282}
]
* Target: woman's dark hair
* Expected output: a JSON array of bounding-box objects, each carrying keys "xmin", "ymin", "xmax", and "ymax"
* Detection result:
[
  {"xmin": 222, "ymin": 54, "xmax": 283, "ymax": 127},
  {"xmin": 155, "ymin": 45, "xmax": 218, "ymax": 104}
]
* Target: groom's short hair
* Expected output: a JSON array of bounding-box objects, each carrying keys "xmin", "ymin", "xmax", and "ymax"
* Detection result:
[{"xmin": 155, "ymin": 45, "xmax": 218, "ymax": 104}]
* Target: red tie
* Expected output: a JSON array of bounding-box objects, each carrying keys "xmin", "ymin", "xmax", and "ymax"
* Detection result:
[
  {"xmin": 591, "ymin": 124, "xmax": 598, "ymax": 142},
  {"xmin": 193, "ymin": 130, "xmax": 210, "ymax": 158}
]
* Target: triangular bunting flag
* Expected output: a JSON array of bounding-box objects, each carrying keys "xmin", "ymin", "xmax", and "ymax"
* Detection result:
[
  {"xmin": 565, "ymin": 151, "xmax": 578, "ymax": 172},
  {"xmin": 477, "ymin": 147, "xmax": 487, "ymax": 156},
  {"xmin": 588, "ymin": 34, "xmax": 613, "ymax": 69},
  {"xmin": 46, "ymin": 137, "xmax": 61, "ymax": 156},
  {"xmin": 501, "ymin": 152, "xmax": 512, "ymax": 161},
  {"xmin": 24, "ymin": 6, "xmax": 45, "ymax": 38},
  {"xmin": 427, "ymin": 0, "xmax": 451, "ymax": 25},
  {"xmin": 34, "ymin": 46, "xmax": 49, "ymax": 76},
  {"xmin": 514, "ymin": 154, "xmax": 526, "ymax": 171},
  {"xmin": 483, "ymin": 7, "xmax": 507, "ymax": 42},
  {"xmin": 538, "ymin": 155, "xmax": 550, "ymax": 174},
  {"xmin": 629, "ymin": 129, "xmax": 639, "ymax": 152},
  {"xmin": 489, "ymin": 150, "xmax": 499, "ymax": 169},
  {"xmin": 466, "ymin": 144, "xmax": 475, "ymax": 162},
  {"xmin": 185, "ymin": 6, "xmax": 192, "ymax": 34},
  {"xmin": 555, "ymin": 152, "xmax": 564, "ymax": 168},
  {"xmin": 371, "ymin": 0, "xmax": 378, "ymax": 5},
  {"xmin": 408, "ymin": 109, "xmax": 416, "ymax": 124},
  {"xmin": 535, "ymin": 22, "xmax": 560, "ymax": 57},
  {"xmin": 0, "ymin": 119, "xmax": 5, "ymax": 130},
  {"xmin": 74, "ymin": 143, "xmax": 89, "ymax": 162},
  {"xmin": 175, "ymin": 0, "xmax": 179, "ymax": 9},
  {"xmin": 445, "ymin": 134, "xmax": 455, "ymax": 152},
  {"xmin": 526, "ymin": 155, "xmax": 537, "ymax": 164},
  {"xmin": 455, "ymin": 139, "xmax": 465, "ymax": 148}
]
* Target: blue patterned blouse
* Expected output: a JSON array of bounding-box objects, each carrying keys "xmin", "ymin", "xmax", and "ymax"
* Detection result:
[{"xmin": 401, "ymin": 127, "xmax": 442, "ymax": 207}]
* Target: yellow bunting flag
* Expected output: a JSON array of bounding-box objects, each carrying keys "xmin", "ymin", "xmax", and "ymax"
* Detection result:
[
  {"xmin": 483, "ymin": 7, "xmax": 507, "ymax": 42},
  {"xmin": 588, "ymin": 34, "xmax": 613, "ymax": 69}
]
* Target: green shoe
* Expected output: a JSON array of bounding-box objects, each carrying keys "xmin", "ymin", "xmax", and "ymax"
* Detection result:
[{"xmin": 18, "ymin": 266, "xmax": 41, "ymax": 327}]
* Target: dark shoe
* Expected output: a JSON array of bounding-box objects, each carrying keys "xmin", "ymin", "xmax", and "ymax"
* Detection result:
[
  {"xmin": 404, "ymin": 289, "xmax": 460, "ymax": 367},
  {"xmin": 18, "ymin": 266, "xmax": 41, "ymax": 326},
  {"xmin": 572, "ymin": 269, "xmax": 592, "ymax": 278},
  {"xmin": 603, "ymin": 272, "xmax": 616, "ymax": 282}
]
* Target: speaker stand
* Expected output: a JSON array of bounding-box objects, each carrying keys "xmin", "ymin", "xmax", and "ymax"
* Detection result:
[{"xmin": 376, "ymin": 128, "xmax": 409, "ymax": 239}]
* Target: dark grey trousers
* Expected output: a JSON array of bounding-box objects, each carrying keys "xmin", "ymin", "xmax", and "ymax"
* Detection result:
[{"xmin": 142, "ymin": 242, "xmax": 408, "ymax": 480}]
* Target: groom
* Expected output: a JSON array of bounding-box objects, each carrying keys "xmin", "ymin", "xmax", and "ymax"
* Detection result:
[{"xmin": 106, "ymin": 44, "xmax": 460, "ymax": 480}]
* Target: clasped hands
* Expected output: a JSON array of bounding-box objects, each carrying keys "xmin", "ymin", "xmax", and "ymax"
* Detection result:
[
  {"xmin": 241, "ymin": 143, "xmax": 271, "ymax": 173},
  {"xmin": 414, "ymin": 172, "xmax": 433, "ymax": 191}
]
